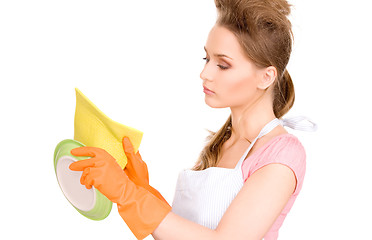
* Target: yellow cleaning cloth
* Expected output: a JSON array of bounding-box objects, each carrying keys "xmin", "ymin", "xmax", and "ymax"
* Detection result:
[{"xmin": 74, "ymin": 88, "xmax": 143, "ymax": 169}]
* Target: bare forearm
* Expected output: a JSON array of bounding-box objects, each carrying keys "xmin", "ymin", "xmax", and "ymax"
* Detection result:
[
  {"xmin": 152, "ymin": 212, "xmax": 221, "ymax": 240},
  {"xmin": 151, "ymin": 164, "xmax": 296, "ymax": 240}
]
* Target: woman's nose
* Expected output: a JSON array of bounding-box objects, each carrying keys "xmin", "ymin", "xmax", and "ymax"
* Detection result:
[{"xmin": 200, "ymin": 66, "xmax": 212, "ymax": 82}]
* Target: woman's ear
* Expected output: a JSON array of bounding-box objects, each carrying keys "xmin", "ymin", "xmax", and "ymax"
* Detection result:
[{"xmin": 257, "ymin": 66, "xmax": 277, "ymax": 90}]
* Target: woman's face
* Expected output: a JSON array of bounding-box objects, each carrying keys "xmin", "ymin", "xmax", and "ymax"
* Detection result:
[{"xmin": 200, "ymin": 25, "xmax": 265, "ymax": 109}]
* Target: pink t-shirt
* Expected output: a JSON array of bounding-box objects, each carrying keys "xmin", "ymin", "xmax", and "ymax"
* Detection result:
[{"xmin": 241, "ymin": 133, "xmax": 306, "ymax": 240}]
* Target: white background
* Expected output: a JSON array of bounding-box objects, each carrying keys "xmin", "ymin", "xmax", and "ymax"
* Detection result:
[{"xmin": 1, "ymin": 0, "xmax": 371, "ymax": 239}]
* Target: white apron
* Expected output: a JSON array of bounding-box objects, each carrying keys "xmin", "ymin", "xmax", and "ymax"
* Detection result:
[{"xmin": 171, "ymin": 117, "xmax": 317, "ymax": 230}]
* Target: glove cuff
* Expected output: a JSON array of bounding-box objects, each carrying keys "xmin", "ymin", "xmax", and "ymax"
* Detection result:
[{"xmin": 117, "ymin": 183, "xmax": 172, "ymax": 240}]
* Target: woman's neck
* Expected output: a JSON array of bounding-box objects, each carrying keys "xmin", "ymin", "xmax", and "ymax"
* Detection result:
[{"xmin": 229, "ymin": 94, "xmax": 276, "ymax": 143}]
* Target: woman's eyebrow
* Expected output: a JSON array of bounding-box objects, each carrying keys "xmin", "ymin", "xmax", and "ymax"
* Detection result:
[{"xmin": 204, "ymin": 46, "xmax": 233, "ymax": 60}]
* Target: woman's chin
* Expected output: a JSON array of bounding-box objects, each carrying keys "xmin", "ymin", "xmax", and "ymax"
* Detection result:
[{"xmin": 204, "ymin": 97, "xmax": 226, "ymax": 109}]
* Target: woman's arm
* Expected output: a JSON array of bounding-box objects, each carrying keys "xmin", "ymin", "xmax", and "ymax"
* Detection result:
[{"xmin": 152, "ymin": 163, "xmax": 296, "ymax": 240}]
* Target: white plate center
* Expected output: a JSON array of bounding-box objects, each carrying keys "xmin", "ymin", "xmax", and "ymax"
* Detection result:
[{"xmin": 56, "ymin": 156, "xmax": 96, "ymax": 212}]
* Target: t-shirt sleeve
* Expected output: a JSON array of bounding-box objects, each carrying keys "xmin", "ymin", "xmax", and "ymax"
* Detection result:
[{"xmin": 245, "ymin": 135, "xmax": 306, "ymax": 196}]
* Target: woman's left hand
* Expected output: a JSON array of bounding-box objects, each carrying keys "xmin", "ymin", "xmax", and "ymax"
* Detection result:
[
  {"xmin": 69, "ymin": 146, "xmax": 127, "ymax": 203},
  {"xmin": 122, "ymin": 137, "xmax": 169, "ymax": 204}
]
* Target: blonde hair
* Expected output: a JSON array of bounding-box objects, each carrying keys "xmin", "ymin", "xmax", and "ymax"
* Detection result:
[{"xmin": 193, "ymin": 0, "xmax": 295, "ymax": 171}]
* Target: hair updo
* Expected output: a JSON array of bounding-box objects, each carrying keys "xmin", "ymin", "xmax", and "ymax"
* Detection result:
[
  {"xmin": 193, "ymin": 0, "xmax": 295, "ymax": 170},
  {"xmin": 216, "ymin": 0, "xmax": 295, "ymax": 117}
]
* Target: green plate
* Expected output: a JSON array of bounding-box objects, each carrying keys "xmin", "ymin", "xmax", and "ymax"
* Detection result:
[{"xmin": 54, "ymin": 139, "xmax": 112, "ymax": 220}]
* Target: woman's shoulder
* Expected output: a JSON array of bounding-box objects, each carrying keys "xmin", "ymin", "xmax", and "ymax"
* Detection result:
[
  {"xmin": 250, "ymin": 132, "xmax": 306, "ymax": 159},
  {"xmin": 256, "ymin": 133, "xmax": 306, "ymax": 168},
  {"xmin": 267, "ymin": 133, "xmax": 306, "ymax": 156},
  {"xmin": 243, "ymin": 133, "xmax": 307, "ymax": 190}
]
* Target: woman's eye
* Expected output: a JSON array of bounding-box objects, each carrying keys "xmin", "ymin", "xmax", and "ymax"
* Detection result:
[
  {"xmin": 218, "ymin": 65, "xmax": 228, "ymax": 70},
  {"xmin": 202, "ymin": 57, "xmax": 229, "ymax": 70}
]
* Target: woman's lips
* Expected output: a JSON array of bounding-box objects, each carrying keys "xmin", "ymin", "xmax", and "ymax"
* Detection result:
[{"xmin": 203, "ymin": 86, "xmax": 215, "ymax": 95}]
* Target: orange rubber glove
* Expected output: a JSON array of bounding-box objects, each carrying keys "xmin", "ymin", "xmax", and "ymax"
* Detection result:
[
  {"xmin": 69, "ymin": 147, "xmax": 171, "ymax": 240},
  {"xmin": 122, "ymin": 137, "xmax": 168, "ymax": 203}
]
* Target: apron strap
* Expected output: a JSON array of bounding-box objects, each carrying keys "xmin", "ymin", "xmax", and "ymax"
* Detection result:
[
  {"xmin": 234, "ymin": 116, "xmax": 317, "ymax": 170},
  {"xmin": 234, "ymin": 118, "xmax": 281, "ymax": 170},
  {"xmin": 279, "ymin": 116, "xmax": 318, "ymax": 132}
]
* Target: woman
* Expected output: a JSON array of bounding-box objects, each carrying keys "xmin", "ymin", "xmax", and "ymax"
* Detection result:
[{"xmin": 69, "ymin": 0, "xmax": 317, "ymax": 239}]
